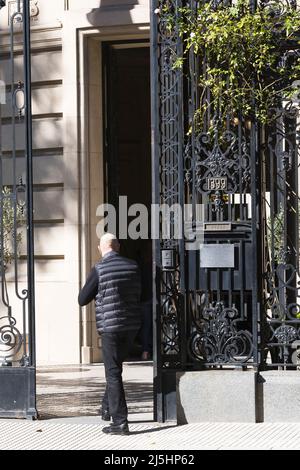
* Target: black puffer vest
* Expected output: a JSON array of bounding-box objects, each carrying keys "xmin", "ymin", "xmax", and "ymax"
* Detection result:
[{"xmin": 94, "ymin": 251, "xmax": 142, "ymax": 334}]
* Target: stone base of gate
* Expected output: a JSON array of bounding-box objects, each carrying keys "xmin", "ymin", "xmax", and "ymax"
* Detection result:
[
  {"xmin": 176, "ymin": 370, "xmax": 259, "ymax": 424},
  {"xmin": 258, "ymin": 371, "xmax": 300, "ymax": 422},
  {"xmin": 177, "ymin": 370, "xmax": 300, "ymax": 423}
]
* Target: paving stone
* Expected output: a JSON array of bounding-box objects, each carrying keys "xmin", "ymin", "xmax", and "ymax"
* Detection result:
[{"xmin": 0, "ymin": 364, "xmax": 299, "ymax": 450}]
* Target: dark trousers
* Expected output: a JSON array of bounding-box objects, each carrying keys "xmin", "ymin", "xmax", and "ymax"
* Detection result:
[{"xmin": 101, "ymin": 330, "xmax": 137, "ymax": 425}]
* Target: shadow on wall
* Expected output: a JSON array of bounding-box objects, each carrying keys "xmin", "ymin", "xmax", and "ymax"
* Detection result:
[
  {"xmin": 86, "ymin": 0, "xmax": 137, "ymax": 26},
  {"xmin": 1, "ymin": 52, "xmax": 78, "ymax": 224}
]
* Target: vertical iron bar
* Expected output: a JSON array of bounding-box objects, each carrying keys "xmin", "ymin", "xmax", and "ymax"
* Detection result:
[
  {"xmin": 23, "ymin": 0, "xmax": 36, "ymax": 367},
  {"xmin": 0, "ymin": 87, "xmax": 6, "ymax": 308},
  {"xmin": 11, "ymin": 4, "xmax": 24, "ymax": 303},
  {"xmin": 177, "ymin": 1, "xmax": 186, "ymax": 376},
  {"xmin": 251, "ymin": 119, "xmax": 260, "ymax": 366},
  {"xmin": 239, "ymin": 240, "xmax": 244, "ymax": 319},
  {"xmin": 250, "ymin": 0, "xmax": 259, "ymax": 367}
]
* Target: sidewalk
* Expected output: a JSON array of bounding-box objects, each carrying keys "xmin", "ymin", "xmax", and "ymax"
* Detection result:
[
  {"xmin": 36, "ymin": 362, "xmax": 153, "ymax": 423},
  {"xmin": 0, "ymin": 363, "xmax": 299, "ymax": 450}
]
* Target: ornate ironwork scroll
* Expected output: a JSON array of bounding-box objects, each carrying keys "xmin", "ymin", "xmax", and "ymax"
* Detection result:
[{"xmin": 189, "ymin": 300, "xmax": 253, "ymax": 364}]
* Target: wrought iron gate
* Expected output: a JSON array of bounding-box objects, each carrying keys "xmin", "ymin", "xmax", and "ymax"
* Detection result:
[
  {"xmin": 0, "ymin": 0, "xmax": 36, "ymax": 418},
  {"xmin": 151, "ymin": 0, "xmax": 300, "ymax": 421}
]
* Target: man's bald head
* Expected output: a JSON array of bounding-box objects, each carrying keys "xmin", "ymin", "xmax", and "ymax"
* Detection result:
[{"xmin": 98, "ymin": 233, "xmax": 120, "ymax": 257}]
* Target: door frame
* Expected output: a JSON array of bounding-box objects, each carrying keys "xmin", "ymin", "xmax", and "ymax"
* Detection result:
[{"xmin": 75, "ymin": 28, "xmax": 150, "ymax": 364}]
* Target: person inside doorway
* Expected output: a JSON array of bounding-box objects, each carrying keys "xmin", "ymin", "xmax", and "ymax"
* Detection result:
[{"xmin": 78, "ymin": 233, "xmax": 142, "ymax": 435}]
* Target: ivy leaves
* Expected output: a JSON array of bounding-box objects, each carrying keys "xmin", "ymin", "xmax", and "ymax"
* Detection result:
[
  {"xmin": 164, "ymin": 0, "xmax": 300, "ymax": 130},
  {"xmin": 0, "ymin": 187, "xmax": 24, "ymax": 268}
]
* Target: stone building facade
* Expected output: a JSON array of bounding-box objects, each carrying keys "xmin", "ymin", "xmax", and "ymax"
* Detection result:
[{"xmin": 0, "ymin": 0, "xmax": 150, "ymax": 364}]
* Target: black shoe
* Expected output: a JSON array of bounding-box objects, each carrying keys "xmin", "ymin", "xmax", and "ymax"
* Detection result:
[
  {"xmin": 101, "ymin": 409, "xmax": 111, "ymax": 421},
  {"xmin": 102, "ymin": 422, "xmax": 129, "ymax": 435}
]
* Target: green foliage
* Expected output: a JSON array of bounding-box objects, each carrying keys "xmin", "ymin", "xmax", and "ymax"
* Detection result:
[
  {"xmin": 163, "ymin": 0, "xmax": 300, "ymax": 130},
  {"xmin": 0, "ymin": 187, "xmax": 25, "ymax": 268}
]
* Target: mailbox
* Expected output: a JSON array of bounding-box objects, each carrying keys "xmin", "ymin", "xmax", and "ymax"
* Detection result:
[{"xmin": 161, "ymin": 249, "xmax": 176, "ymax": 270}]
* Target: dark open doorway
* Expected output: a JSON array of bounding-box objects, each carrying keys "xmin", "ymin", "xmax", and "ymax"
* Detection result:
[{"xmin": 103, "ymin": 42, "xmax": 152, "ymax": 360}]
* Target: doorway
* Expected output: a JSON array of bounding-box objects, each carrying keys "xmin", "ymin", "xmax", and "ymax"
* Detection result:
[{"xmin": 103, "ymin": 42, "xmax": 152, "ymax": 359}]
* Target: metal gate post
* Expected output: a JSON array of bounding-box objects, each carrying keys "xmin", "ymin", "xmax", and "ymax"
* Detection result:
[
  {"xmin": 151, "ymin": 0, "xmax": 186, "ymax": 422},
  {"xmin": 0, "ymin": 0, "xmax": 37, "ymax": 419}
]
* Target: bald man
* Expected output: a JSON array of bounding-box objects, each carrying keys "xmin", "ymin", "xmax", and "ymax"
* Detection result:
[{"xmin": 78, "ymin": 234, "xmax": 141, "ymax": 435}]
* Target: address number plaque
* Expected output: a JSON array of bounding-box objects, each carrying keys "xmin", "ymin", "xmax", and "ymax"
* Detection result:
[{"xmin": 207, "ymin": 177, "xmax": 228, "ymax": 191}]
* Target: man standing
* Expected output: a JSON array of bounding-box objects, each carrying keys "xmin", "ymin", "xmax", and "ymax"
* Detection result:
[{"xmin": 78, "ymin": 233, "xmax": 141, "ymax": 435}]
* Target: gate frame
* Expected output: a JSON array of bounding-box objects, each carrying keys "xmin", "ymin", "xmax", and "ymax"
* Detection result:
[
  {"xmin": 150, "ymin": 0, "xmax": 298, "ymax": 423},
  {"xmin": 0, "ymin": 0, "xmax": 37, "ymax": 420}
]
